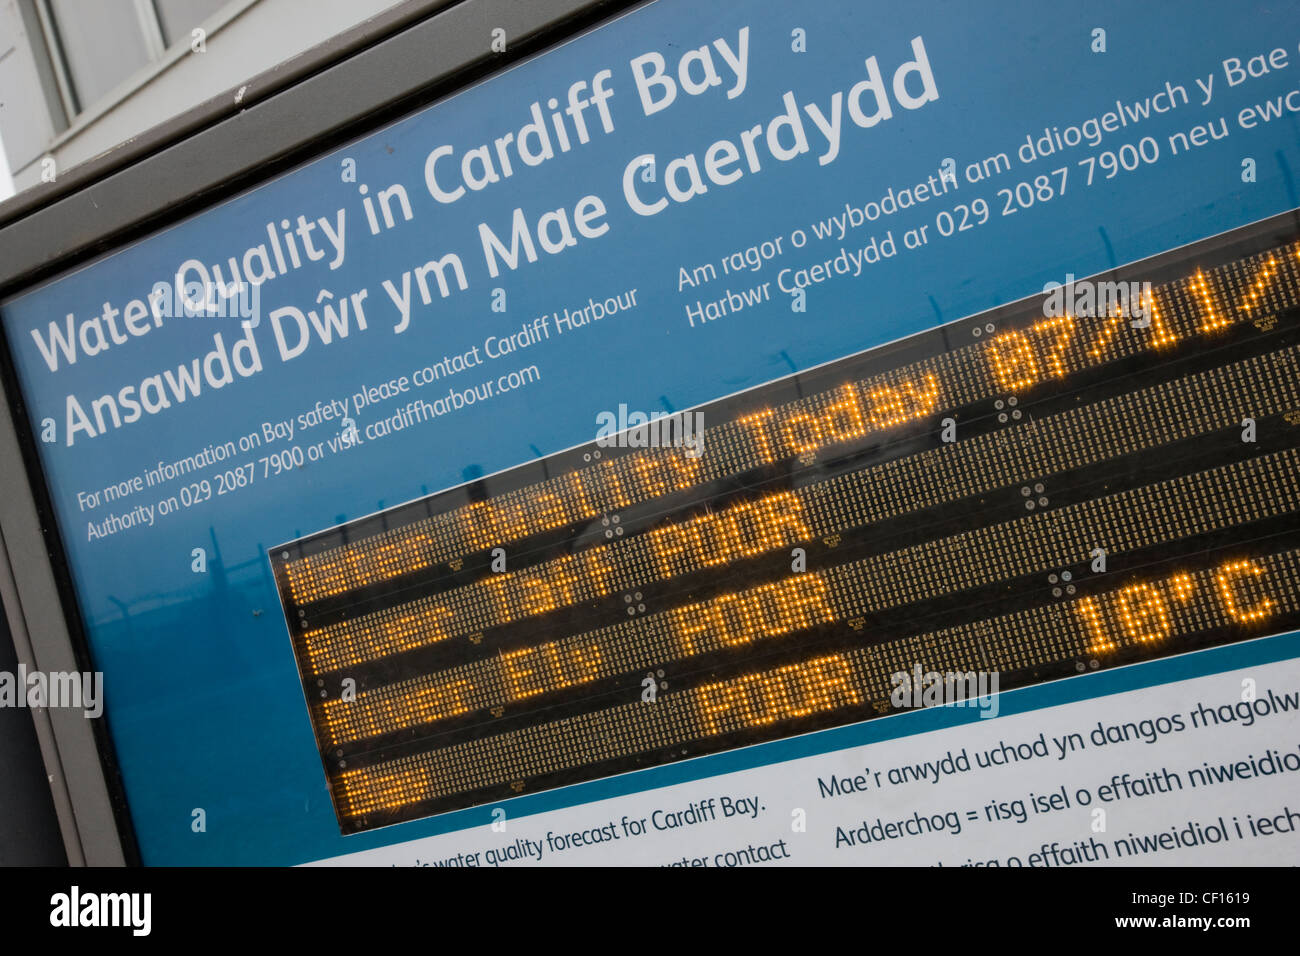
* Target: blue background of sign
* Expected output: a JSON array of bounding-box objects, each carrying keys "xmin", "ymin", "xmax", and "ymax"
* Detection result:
[{"xmin": 4, "ymin": 0, "xmax": 1300, "ymax": 864}]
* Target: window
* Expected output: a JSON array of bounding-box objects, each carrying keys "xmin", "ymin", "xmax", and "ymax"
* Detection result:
[
  {"xmin": 38, "ymin": 0, "xmax": 230, "ymax": 116},
  {"xmin": 45, "ymin": 0, "xmax": 154, "ymax": 113}
]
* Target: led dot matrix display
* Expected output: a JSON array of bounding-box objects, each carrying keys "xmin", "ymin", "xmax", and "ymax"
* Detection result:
[{"xmin": 271, "ymin": 216, "xmax": 1300, "ymax": 833}]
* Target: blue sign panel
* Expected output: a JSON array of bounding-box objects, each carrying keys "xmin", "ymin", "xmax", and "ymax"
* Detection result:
[{"xmin": 5, "ymin": 0, "xmax": 1300, "ymax": 864}]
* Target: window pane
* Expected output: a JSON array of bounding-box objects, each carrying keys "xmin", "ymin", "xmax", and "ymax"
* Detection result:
[
  {"xmin": 153, "ymin": 0, "xmax": 228, "ymax": 47},
  {"xmin": 49, "ymin": 0, "xmax": 151, "ymax": 111}
]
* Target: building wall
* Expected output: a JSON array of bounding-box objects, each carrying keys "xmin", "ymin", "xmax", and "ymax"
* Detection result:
[
  {"xmin": 0, "ymin": 0, "xmax": 64, "ymax": 174},
  {"xmin": 0, "ymin": 0, "xmax": 405, "ymax": 193}
]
